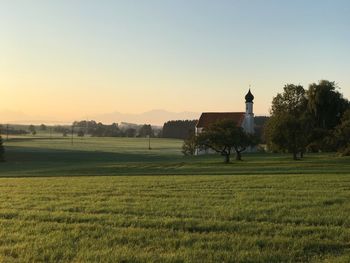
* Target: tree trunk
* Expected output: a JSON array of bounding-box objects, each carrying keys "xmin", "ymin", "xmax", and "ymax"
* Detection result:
[
  {"xmin": 224, "ymin": 154, "xmax": 230, "ymax": 163},
  {"xmin": 293, "ymin": 151, "xmax": 298, "ymax": 160},
  {"xmin": 236, "ymin": 151, "xmax": 242, "ymax": 161}
]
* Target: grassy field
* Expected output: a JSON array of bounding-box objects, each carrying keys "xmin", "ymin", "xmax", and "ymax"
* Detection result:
[{"xmin": 0, "ymin": 136, "xmax": 350, "ymax": 262}]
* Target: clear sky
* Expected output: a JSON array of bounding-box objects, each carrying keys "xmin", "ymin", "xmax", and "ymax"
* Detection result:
[{"xmin": 1, "ymin": 0, "xmax": 350, "ymax": 122}]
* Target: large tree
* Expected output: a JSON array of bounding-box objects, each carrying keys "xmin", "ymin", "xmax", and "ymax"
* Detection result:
[
  {"xmin": 265, "ymin": 114, "xmax": 309, "ymax": 160},
  {"xmin": 182, "ymin": 134, "xmax": 197, "ymax": 156},
  {"xmin": 196, "ymin": 119, "xmax": 256, "ymax": 163},
  {"xmin": 329, "ymin": 109, "xmax": 350, "ymax": 156},
  {"xmin": 162, "ymin": 120, "xmax": 197, "ymax": 139},
  {"xmin": 307, "ymin": 80, "xmax": 349, "ymax": 151},
  {"xmin": 266, "ymin": 84, "xmax": 310, "ymax": 159},
  {"xmin": 138, "ymin": 124, "xmax": 154, "ymax": 137},
  {"xmin": 28, "ymin": 125, "xmax": 36, "ymax": 136},
  {"xmin": 307, "ymin": 80, "xmax": 349, "ymax": 130}
]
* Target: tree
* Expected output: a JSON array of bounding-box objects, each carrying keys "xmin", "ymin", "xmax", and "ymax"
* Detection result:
[
  {"xmin": 139, "ymin": 124, "xmax": 154, "ymax": 137},
  {"xmin": 266, "ymin": 84, "xmax": 310, "ymax": 159},
  {"xmin": 28, "ymin": 125, "xmax": 36, "ymax": 135},
  {"xmin": 0, "ymin": 136, "xmax": 4, "ymax": 162},
  {"xmin": 307, "ymin": 80, "xmax": 349, "ymax": 130},
  {"xmin": 125, "ymin": 128, "xmax": 136, "ymax": 138},
  {"xmin": 77, "ymin": 129, "xmax": 85, "ymax": 137},
  {"xmin": 162, "ymin": 120, "xmax": 197, "ymax": 139},
  {"xmin": 330, "ymin": 109, "xmax": 350, "ymax": 156},
  {"xmin": 40, "ymin": 124, "xmax": 47, "ymax": 131},
  {"xmin": 306, "ymin": 80, "xmax": 349, "ymax": 151},
  {"xmin": 265, "ymin": 114, "xmax": 309, "ymax": 160},
  {"xmin": 182, "ymin": 134, "xmax": 196, "ymax": 156},
  {"xmin": 196, "ymin": 119, "xmax": 256, "ymax": 163}
]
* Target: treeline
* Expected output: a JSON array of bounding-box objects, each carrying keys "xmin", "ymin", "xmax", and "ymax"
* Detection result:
[
  {"xmin": 265, "ymin": 80, "xmax": 350, "ymax": 159},
  {"xmin": 162, "ymin": 120, "xmax": 197, "ymax": 139},
  {"xmin": 71, "ymin": 121, "xmax": 156, "ymax": 138},
  {"xmin": 0, "ymin": 125, "xmax": 29, "ymax": 135}
]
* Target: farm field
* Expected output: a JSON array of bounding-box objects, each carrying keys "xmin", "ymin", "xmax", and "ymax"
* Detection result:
[{"xmin": 0, "ymin": 136, "xmax": 350, "ymax": 262}]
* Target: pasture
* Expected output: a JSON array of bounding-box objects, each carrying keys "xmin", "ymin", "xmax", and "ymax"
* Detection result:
[{"xmin": 0, "ymin": 136, "xmax": 350, "ymax": 262}]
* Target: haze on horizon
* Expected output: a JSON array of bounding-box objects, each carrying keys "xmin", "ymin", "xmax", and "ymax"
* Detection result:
[{"xmin": 1, "ymin": 0, "xmax": 350, "ymax": 124}]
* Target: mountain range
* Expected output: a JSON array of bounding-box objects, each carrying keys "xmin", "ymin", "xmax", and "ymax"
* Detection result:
[{"xmin": 0, "ymin": 109, "xmax": 200, "ymax": 126}]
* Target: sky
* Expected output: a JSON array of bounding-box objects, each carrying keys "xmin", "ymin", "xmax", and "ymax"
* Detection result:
[{"xmin": 1, "ymin": 0, "xmax": 350, "ymax": 124}]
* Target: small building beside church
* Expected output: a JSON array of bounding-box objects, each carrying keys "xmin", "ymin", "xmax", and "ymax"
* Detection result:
[{"xmin": 195, "ymin": 89, "xmax": 255, "ymax": 155}]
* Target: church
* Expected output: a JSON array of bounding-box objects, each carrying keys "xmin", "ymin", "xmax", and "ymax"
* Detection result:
[{"xmin": 195, "ymin": 89, "xmax": 255, "ymax": 155}]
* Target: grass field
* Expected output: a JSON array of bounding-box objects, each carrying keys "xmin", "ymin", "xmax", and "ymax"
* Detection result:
[{"xmin": 0, "ymin": 136, "xmax": 350, "ymax": 262}]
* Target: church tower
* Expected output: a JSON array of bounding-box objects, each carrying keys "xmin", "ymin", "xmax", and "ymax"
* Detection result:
[{"xmin": 244, "ymin": 89, "xmax": 254, "ymax": 134}]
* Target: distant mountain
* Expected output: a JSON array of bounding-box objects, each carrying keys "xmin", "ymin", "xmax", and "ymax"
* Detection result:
[
  {"xmin": 0, "ymin": 109, "xmax": 200, "ymax": 126},
  {"xmin": 90, "ymin": 110, "xmax": 200, "ymax": 125},
  {"xmin": 0, "ymin": 110, "xmax": 72, "ymax": 125}
]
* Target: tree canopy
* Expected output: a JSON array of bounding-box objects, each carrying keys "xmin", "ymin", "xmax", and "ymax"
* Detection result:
[
  {"xmin": 330, "ymin": 109, "xmax": 350, "ymax": 156},
  {"xmin": 196, "ymin": 119, "xmax": 256, "ymax": 163},
  {"xmin": 162, "ymin": 120, "xmax": 197, "ymax": 139},
  {"xmin": 265, "ymin": 80, "xmax": 349, "ymax": 158},
  {"xmin": 307, "ymin": 80, "xmax": 349, "ymax": 130},
  {"xmin": 266, "ymin": 84, "xmax": 309, "ymax": 159}
]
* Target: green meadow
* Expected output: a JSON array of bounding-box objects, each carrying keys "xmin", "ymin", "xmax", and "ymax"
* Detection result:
[{"xmin": 0, "ymin": 136, "xmax": 350, "ymax": 262}]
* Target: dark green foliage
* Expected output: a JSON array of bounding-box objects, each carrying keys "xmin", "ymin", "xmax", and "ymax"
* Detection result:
[
  {"xmin": 330, "ymin": 110, "xmax": 350, "ymax": 156},
  {"xmin": 124, "ymin": 128, "xmax": 136, "ymax": 137},
  {"xmin": 0, "ymin": 136, "xmax": 4, "ymax": 162},
  {"xmin": 307, "ymin": 80, "xmax": 349, "ymax": 130},
  {"xmin": 254, "ymin": 116, "xmax": 269, "ymax": 143},
  {"xmin": 182, "ymin": 134, "xmax": 196, "ymax": 156},
  {"xmin": 271, "ymin": 84, "xmax": 307, "ymax": 116},
  {"xmin": 196, "ymin": 119, "xmax": 257, "ymax": 163},
  {"xmin": 77, "ymin": 129, "xmax": 85, "ymax": 137},
  {"xmin": 138, "ymin": 124, "xmax": 154, "ymax": 137},
  {"xmin": 162, "ymin": 120, "xmax": 197, "ymax": 139},
  {"xmin": 266, "ymin": 84, "xmax": 309, "ymax": 159},
  {"xmin": 73, "ymin": 121, "xmax": 121, "ymax": 137},
  {"xmin": 28, "ymin": 125, "xmax": 36, "ymax": 136},
  {"xmin": 306, "ymin": 80, "xmax": 349, "ymax": 151},
  {"xmin": 53, "ymin": 125, "xmax": 70, "ymax": 135},
  {"xmin": 266, "ymin": 114, "xmax": 309, "ymax": 160},
  {"xmin": 40, "ymin": 124, "xmax": 47, "ymax": 131}
]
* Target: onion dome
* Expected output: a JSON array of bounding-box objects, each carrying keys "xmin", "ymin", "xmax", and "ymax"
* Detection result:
[{"xmin": 245, "ymin": 89, "xmax": 254, "ymax": 103}]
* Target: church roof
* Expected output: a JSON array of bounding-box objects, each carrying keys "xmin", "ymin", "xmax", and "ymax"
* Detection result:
[
  {"xmin": 196, "ymin": 112, "xmax": 245, "ymax": 128},
  {"xmin": 245, "ymin": 89, "xmax": 254, "ymax": 103}
]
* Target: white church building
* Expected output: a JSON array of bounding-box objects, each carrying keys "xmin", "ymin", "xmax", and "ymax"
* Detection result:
[{"xmin": 195, "ymin": 89, "xmax": 255, "ymax": 154}]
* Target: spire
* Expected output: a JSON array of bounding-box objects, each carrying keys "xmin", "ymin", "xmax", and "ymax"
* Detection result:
[{"xmin": 245, "ymin": 89, "xmax": 254, "ymax": 103}]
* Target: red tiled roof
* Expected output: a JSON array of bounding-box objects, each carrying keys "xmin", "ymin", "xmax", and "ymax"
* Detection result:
[{"xmin": 196, "ymin": 112, "xmax": 245, "ymax": 128}]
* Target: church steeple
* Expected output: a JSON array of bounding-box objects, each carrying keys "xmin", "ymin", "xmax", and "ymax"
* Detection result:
[
  {"xmin": 245, "ymin": 89, "xmax": 254, "ymax": 103},
  {"xmin": 245, "ymin": 89, "xmax": 254, "ymax": 115},
  {"xmin": 244, "ymin": 88, "xmax": 254, "ymax": 134}
]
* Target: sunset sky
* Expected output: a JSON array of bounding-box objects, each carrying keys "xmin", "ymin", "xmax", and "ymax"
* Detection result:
[{"xmin": 1, "ymin": 0, "xmax": 350, "ymax": 123}]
